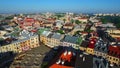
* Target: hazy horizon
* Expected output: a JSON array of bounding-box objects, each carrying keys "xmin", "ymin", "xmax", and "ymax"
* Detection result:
[{"xmin": 0, "ymin": 0, "xmax": 120, "ymax": 14}]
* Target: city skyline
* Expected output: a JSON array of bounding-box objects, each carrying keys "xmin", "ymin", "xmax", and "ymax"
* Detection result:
[{"xmin": 0, "ymin": 0, "xmax": 120, "ymax": 14}]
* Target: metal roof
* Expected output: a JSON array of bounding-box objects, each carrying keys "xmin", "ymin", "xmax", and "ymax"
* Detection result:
[{"xmin": 63, "ymin": 35, "xmax": 79, "ymax": 44}]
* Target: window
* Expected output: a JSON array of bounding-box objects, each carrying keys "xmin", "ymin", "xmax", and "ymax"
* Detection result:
[
  {"xmin": 110, "ymin": 57, "xmax": 112, "ymax": 59},
  {"xmin": 116, "ymin": 59, "xmax": 118, "ymax": 61},
  {"xmin": 113, "ymin": 58, "xmax": 115, "ymax": 60}
]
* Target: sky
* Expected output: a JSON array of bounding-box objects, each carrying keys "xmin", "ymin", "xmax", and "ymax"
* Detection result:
[{"xmin": 0, "ymin": 0, "xmax": 120, "ymax": 13}]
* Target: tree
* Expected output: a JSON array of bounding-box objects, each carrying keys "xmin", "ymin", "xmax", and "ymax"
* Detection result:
[
  {"xmin": 63, "ymin": 19, "xmax": 66, "ymax": 23},
  {"xmin": 100, "ymin": 16, "xmax": 120, "ymax": 28},
  {"xmin": 37, "ymin": 29, "xmax": 45, "ymax": 35},
  {"xmin": 74, "ymin": 31, "xmax": 81, "ymax": 36},
  {"xmin": 70, "ymin": 19, "xmax": 74, "ymax": 23},
  {"xmin": 86, "ymin": 29, "xmax": 93, "ymax": 33},
  {"xmin": 57, "ymin": 30, "xmax": 65, "ymax": 34},
  {"xmin": 14, "ymin": 27, "xmax": 20, "ymax": 31},
  {"xmin": 5, "ymin": 16, "xmax": 14, "ymax": 20},
  {"xmin": 0, "ymin": 38, "xmax": 4, "ymax": 41},
  {"xmin": 75, "ymin": 20, "xmax": 81, "ymax": 24},
  {"xmin": 11, "ymin": 32, "xmax": 19, "ymax": 37},
  {"xmin": 76, "ymin": 37, "xmax": 83, "ymax": 45},
  {"xmin": 115, "ymin": 23, "xmax": 120, "ymax": 28},
  {"xmin": 55, "ymin": 14, "xmax": 65, "ymax": 20}
]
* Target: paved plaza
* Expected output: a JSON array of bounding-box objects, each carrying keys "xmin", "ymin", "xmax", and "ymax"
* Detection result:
[{"xmin": 10, "ymin": 45, "xmax": 51, "ymax": 68}]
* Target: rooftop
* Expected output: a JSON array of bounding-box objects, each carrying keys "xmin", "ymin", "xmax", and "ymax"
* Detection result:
[
  {"xmin": 80, "ymin": 40, "xmax": 89, "ymax": 47},
  {"xmin": 63, "ymin": 35, "xmax": 79, "ymax": 44},
  {"xmin": 12, "ymin": 30, "xmax": 38, "ymax": 43},
  {"xmin": 75, "ymin": 51, "xmax": 93, "ymax": 68},
  {"xmin": 108, "ymin": 45, "xmax": 120, "ymax": 58},
  {"xmin": 41, "ymin": 30, "xmax": 51, "ymax": 37},
  {"xmin": 0, "ymin": 30, "xmax": 38, "ymax": 46},
  {"xmin": 64, "ymin": 23, "xmax": 74, "ymax": 26},
  {"xmin": 93, "ymin": 57, "xmax": 108, "ymax": 68},
  {"xmin": 49, "ymin": 47, "xmax": 76, "ymax": 68},
  {"xmin": 51, "ymin": 33, "xmax": 64, "ymax": 40}
]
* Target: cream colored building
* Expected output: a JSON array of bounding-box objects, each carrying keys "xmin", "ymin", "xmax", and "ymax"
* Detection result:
[
  {"xmin": 0, "ymin": 42, "xmax": 20, "ymax": 53},
  {"xmin": 46, "ymin": 33, "xmax": 64, "ymax": 48},
  {"xmin": 40, "ymin": 31, "xmax": 51, "ymax": 45},
  {"xmin": 107, "ymin": 55, "xmax": 120, "ymax": 65},
  {"xmin": 107, "ymin": 29, "xmax": 120, "ymax": 34},
  {"xmin": 0, "ymin": 31, "xmax": 39, "ymax": 53},
  {"xmin": 30, "ymin": 35, "xmax": 39, "ymax": 48},
  {"xmin": 43, "ymin": 22, "xmax": 53, "ymax": 28},
  {"xmin": 94, "ymin": 51, "xmax": 108, "ymax": 59}
]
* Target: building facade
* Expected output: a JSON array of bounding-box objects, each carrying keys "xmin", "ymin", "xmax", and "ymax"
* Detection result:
[
  {"xmin": 0, "ymin": 30, "xmax": 40, "ymax": 54},
  {"xmin": 93, "ymin": 57, "xmax": 109, "ymax": 68},
  {"xmin": 107, "ymin": 45, "xmax": 120, "ymax": 66},
  {"xmin": 62, "ymin": 35, "xmax": 80, "ymax": 49},
  {"xmin": 94, "ymin": 38, "xmax": 108, "ymax": 58},
  {"xmin": 86, "ymin": 38, "xmax": 97, "ymax": 55}
]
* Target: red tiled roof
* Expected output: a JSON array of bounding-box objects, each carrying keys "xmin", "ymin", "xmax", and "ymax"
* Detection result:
[
  {"xmin": 43, "ymin": 22, "xmax": 52, "ymax": 24},
  {"xmin": 78, "ymin": 18, "xmax": 88, "ymax": 20},
  {"xmin": 108, "ymin": 45, "xmax": 120, "ymax": 58},
  {"xmin": 49, "ymin": 50, "xmax": 75, "ymax": 68},
  {"xmin": 53, "ymin": 27, "xmax": 59, "ymax": 30},
  {"xmin": 60, "ymin": 51, "xmax": 73, "ymax": 62},
  {"xmin": 46, "ymin": 18, "xmax": 55, "ymax": 20},
  {"xmin": 109, "ymin": 45, "xmax": 120, "ymax": 52},
  {"xmin": 114, "ymin": 37, "xmax": 120, "ymax": 42},
  {"xmin": 24, "ymin": 18, "xmax": 35, "ymax": 22},
  {"xmin": 31, "ymin": 29, "xmax": 37, "ymax": 32},
  {"xmin": 88, "ymin": 38, "xmax": 97, "ymax": 49},
  {"xmin": 50, "ymin": 64, "xmax": 73, "ymax": 68},
  {"xmin": 64, "ymin": 23, "xmax": 73, "ymax": 26},
  {"xmin": 80, "ymin": 32, "xmax": 88, "ymax": 34}
]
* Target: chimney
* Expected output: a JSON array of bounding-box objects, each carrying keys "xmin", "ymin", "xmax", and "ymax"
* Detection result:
[
  {"xmin": 83, "ymin": 57, "xmax": 85, "ymax": 61},
  {"xmin": 56, "ymin": 59, "xmax": 61, "ymax": 64},
  {"xmin": 62, "ymin": 61, "xmax": 65, "ymax": 65}
]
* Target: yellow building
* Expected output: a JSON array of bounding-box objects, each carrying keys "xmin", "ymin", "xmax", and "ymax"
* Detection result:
[
  {"xmin": 0, "ymin": 45, "xmax": 9, "ymax": 53},
  {"xmin": 40, "ymin": 31, "xmax": 51, "ymax": 45},
  {"xmin": 107, "ymin": 45, "xmax": 120, "ymax": 66},
  {"xmin": 79, "ymin": 41, "xmax": 89, "ymax": 51},
  {"xmin": 86, "ymin": 38, "xmax": 97, "ymax": 55},
  {"xmin": 40, "ymin": 35, "xmax": 48, "ymax": 44},
  {"xmin": 0, "ymin": 32, "xmax": 39, "ymax": 53},
  {"xmin": 10, "ymin": 43, "xmax": 20, "ymax": 53},
  {"xmin": 79, "ymin": 46, "xmax": 86, "ymax": 51},
  {"xmin": 86, "ymin": 48, "xmax": 94, "ymax": 55},
  {"xmin": 94, "ymin": 51, "xmax": 108, "ymax": 58},
  {"xmin": 108, "ymin": 29, "xmax": 120, "ymax": 39},
  {"xmin": 30, "ymin": 35, "xmax": 39, "ymax": 48},
  {"xmin": 46, "ymin": 33, "xmax": 64, "ymax": 48},
  {"xmin": 19, "ymin": 34, "xmax": 39, "ymax": 52},
  {"xmin": 110, "ymin": 34, "xmax": 120, "ymax": 38},
  {"xmin": 107, "ymin": 55, "xmax": 120, "ymax": 65},
  {"xmin": 14, "ymin": 42, "xmax": 21, "ymax": 53},
  {"xmin": 0, "ymin": 42, "xmax": 20, "ymax": 53}
]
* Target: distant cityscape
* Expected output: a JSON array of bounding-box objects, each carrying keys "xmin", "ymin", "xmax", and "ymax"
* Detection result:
[{"xmin": 0, "ymin": 12, "xmax": 120, "ymax": 68}]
